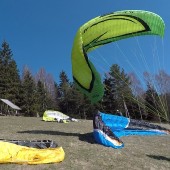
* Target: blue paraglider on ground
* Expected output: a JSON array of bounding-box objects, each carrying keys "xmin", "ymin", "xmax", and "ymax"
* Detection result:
[{"xmin": 93, "ymin": 112, "xmax": 169, "ymax": 149}]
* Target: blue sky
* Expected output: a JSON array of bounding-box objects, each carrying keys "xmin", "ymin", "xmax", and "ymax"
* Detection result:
[{"xmin": 0, "ymin": 0, "xmax": 170, "ymax": 84}]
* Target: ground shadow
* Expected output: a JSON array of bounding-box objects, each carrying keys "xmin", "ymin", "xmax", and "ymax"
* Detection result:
[
  {"xmin": 147, "ymin": 155, "xmax": 170, "ymax": 162},
  {"xmin": 18, "ymin": 130, "xmax": 96, "ymax": 144},
  {"xmin": 18, "ymin": 130, "xmax": 79, "ymax": 136},
  {"xmin": 79, "ymin": 132, "xmax": 96, "ymax": 144}
]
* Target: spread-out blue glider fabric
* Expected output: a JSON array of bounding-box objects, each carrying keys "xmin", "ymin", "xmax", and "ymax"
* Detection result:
[
  {"xmin": 101, "ymin": 113, "xmax": 129, "ymax": 130},
  {"xmin": 93, "ymin": 112, "xmax": 169, "ymax": 149}
]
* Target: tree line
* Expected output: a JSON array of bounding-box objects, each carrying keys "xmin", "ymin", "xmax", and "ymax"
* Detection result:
[{"xmin": 0, "ymin": 41, "xmax": 170, "ymax": 121}]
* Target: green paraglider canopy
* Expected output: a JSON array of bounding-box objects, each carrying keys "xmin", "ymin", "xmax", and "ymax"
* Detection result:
[{"xmin": 71, "ymin": 10, "xmax": 165, "ymax": 103}]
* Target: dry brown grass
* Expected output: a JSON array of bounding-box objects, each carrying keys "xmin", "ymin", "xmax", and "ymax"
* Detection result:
[{"xmin": 0, "ymin": 116, "xmax": 170, "ymax": 170}]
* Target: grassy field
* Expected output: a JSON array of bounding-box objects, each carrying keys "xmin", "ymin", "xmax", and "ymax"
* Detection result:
[{"xmin": 0, "ymin": 116, "xmax": 169, "ymax": 170}]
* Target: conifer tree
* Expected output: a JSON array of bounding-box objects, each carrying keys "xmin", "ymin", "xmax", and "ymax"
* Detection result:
[
  {"xmin": 53, "ymin": 82, "xmax": 60, "ymax": 110},
  {"xmin": 58, "ymin": 71, "xmax": 71, "ymax": 114},
  {"xmin": 21, "ymin": 67, "xmax": 36, "ymax": 116},
  {"xmin": 145, "ymin": 82, "xmax": 162, "ymax": 121},
  {"xmin": 34, "ymin": 80, "xmax": 47, "ymax": 116},
  {"xmin": 102, "ymin": 64, "xmax": 135, "ymax": 117},
  {"xmin": 0, "ymin": 41, "xmax": 21, "ymax": 113}
]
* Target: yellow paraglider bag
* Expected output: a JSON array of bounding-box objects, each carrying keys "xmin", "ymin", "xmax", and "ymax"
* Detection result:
[{"xmin": 0, "ymin": 141, "xmax": 65, "ymax": 164}]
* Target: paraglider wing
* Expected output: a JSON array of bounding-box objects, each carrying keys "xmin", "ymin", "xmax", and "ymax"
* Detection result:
[
  {"xmin": 43, "ymin": 110, "xmax": 78, "ymax": 123},
  {"xmin": 93, "ymin": 112, "xmax": 170, "ymax": 149},
  {"xmin": 0, "ymin": 139, "xmax": 65, "ymax": 164},
  {"xmin": 72, "ymin": 10, "xmax": 165, "ymax": 103}
]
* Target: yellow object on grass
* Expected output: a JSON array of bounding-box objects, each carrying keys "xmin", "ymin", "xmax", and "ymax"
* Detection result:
[
  {"xmin": 0, "ymin": 141, "xmax": 65, "ymax": 164},
  {"xmin": 43, "ymin": 110, "xmax": 69, "ymax": 122}
]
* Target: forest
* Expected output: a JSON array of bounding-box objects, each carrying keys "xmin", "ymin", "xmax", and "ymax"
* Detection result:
[{"xmin": 0, "ymin": 41, "xmax": 170, "ymax": 122}]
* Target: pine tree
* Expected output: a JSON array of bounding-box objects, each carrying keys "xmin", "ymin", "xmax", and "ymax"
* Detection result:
[
  {"xmin": 21, "ymin": 67, "xmax": 36, "ymax": 116},
  {"xmin": 101, "ymin": 64, "xmax": 135, "ymax": 117},
  {"xmin": 57, "ymin": 70, "xmax": 94, "ymax": 118},
  {"xmin": 58, "ymin": 71, "xmax": 71, "ymax": 114},
  {"xmin": 53, "ymin": 82, "xmax": 60, "ymax": 110},
  {"xmin": 102, "ymin": 72, "xmax": 118, "ymax": 113},
  {"xmin": 145, "ymin": 82, "xmax": 162, "ymax": 121},
  {"xmin": 34, "ymin": 80, "xmax": 47, "ymax": 116},
  {"xmin": 166, "ymin": 93, "xmax": 170, "ymax": 121},
  {"xmin": 0, "ymin": 41, "xmax": 21, "ymax": 114}
]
